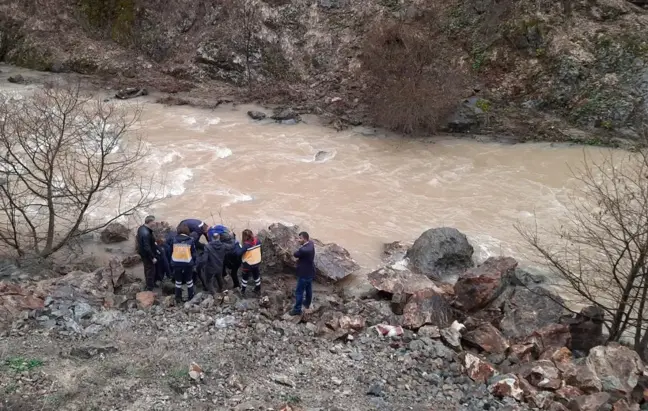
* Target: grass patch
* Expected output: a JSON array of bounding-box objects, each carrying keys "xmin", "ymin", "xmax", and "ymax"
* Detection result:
[{"xmin": 3, "ymin": 357, "xmax": 44, "ymax": 373}]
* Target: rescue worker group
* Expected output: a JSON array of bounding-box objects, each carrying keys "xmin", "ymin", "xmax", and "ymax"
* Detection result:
[{"xmin": 135, "ymin": 215, "xmax": 316, "ymax": 316}]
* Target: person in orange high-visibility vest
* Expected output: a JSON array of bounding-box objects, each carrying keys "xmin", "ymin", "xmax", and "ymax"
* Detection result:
[
  {"xmin": 235, "ymin": 229, "xmax": 262, "ymax": 296},
  {"xmin": 170, "ymin": 222, "xmax": 197, "ymax": 303}
]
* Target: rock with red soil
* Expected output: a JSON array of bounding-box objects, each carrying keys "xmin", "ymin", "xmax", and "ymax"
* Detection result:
[
  {"xmin": 462, "ymin": 352, "xmax": 498, "ymax": 383},
  {"xmin": 0, "ymin": 282, "xmax": 45, "ymax": 329},
  {"xmin": 498, "ymin": 286, "xmax": 566, "ymax": 340},
  {"xmin": 555, "ymin": 386, "xmax": 585, "ymax": 405},
  {"xmin": 100, "ymin": 222, "xmax": 130, "ymax": 243},
  {"xmin": 405, "ymin": 227, "xmax": 474, "ymax": 283},
  {"xmin": 508, "ymin": 343, "xmax": 537, "ymax": 364},
  {"xmin": 368, "ymin": 262, "xmax": 447, "ymax": 296},
  {"xmin": 463, "ymin": 323, "xmax": 510, "ymax": 354},
  {"xmin": 562, "ymin": 363, "xmax": 603, "ymax": 394},
  {"xmin": 489, "ymin": 373, "xmax": 525, "ymax": 401},
  {"xmin": 526, "ymin": 323, "xmax": 571, "ymax": 354},
  {"xmin": 523, "ymin": 360, "xmax": 562, "ymax": 390},
  {"xmin": 568, "ymin": 393, "xmax": 612, "ymax": 411},
  {"xmin": 454, "ymin": 257, "xmax": 518, "ymax": 312},
  {"xmin": 338, "ymin": 315, "xmax": 365, "ymax": 332},
  {"xmin": 402, "ymin": 288, "xmax": 454, "ymax": 329},
  {"xmin": 586, "ymin": 343, "xmax": 643, "ymax": 397},
  {"xmin": 136, "ymin": 291, "xmax": 156, "ymax": 309},
  {"xmin": 612, "ymin": 399, "xmax": 640, "ymax": 411},
  {"xmin": 540, "ymin": 346, "xmax": 573, "ymax": 364},
  {"xmin": 530, "ymin": 391, "xmax": 556, "ymax": 409}
]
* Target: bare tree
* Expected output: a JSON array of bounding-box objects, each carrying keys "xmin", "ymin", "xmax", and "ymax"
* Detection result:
[
  {"xmin": 516, "ymin": 143, "xmax": 648, "ymax": 358},
  {"xmin": 0, "ymin": 82, "xmax": 161, "ymax": 260}
]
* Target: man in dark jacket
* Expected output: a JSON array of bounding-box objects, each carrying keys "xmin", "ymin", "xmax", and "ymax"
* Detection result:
[
  {"xmin": 179, "ymin": 218, "xmax": 209, "ymax": 245},
  {"xmin": 136, "ymin": 215, "xmax": 158, "ymax": 291},
  {"xmin": 200, "ymin": 226, "xmax": 237, "ymax": 294},
  {"xmin": 212, "ymin": 225, "xmax": 242, "ymax": 290},
  {"xmin": 290, "ymin": 231, "xmax": 316, "ymax": 316}
]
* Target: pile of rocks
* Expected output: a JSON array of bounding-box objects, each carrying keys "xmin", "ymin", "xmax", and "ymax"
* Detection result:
[{"xmin": 2, "ymin": 225, "xmax": 647, "ymax": 410}]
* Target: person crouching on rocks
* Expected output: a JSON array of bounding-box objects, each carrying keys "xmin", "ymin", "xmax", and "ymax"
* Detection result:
[
  {"xmin": 200, "ymin": 225, "xmax": 236, "ymax": 295},
  {"xmin": 236, "ymin": 229, "xmax": 262, "ymax": 296},
  {"xmin": 290, "ymin": 231, "xmax": 315, "ymax": 316},
  {"xmin": 170, "ymin": 222, "xmax": 198, "ymax": 303}
]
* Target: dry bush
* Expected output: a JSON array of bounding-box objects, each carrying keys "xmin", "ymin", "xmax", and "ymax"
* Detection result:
[
  {"xmin": 361, "ymin": 14, "xmax": 469, "ymax": 134},
  {"xmin": 516, "ymin": 133, "xmax": 648, "ymax": 358}
]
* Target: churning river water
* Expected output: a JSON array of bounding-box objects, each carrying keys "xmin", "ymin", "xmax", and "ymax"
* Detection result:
[{"xmin": 0, "ymin": 64, "xmax": 613, "ymax": 279}]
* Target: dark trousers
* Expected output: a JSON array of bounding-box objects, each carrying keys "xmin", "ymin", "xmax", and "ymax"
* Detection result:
[
  {"xmin": 155, "ymin": 246, "xmax": 171, "ymax": 282},
  {"xmin": 174, "ymin": 266, "xmax": 194, "ymax": 301},
  {"xmin": 241, "ymin": 265, "xmax": 260, "ymax": 292},
  {"xmin": 224, "ymin": 254, "xmax": 241, "ymax": 288},
  {"xmin": 293, "ymin": 277, "xmax": 313, "ymax": 313},
  {"xmin": 143, "ymin": 259, "xmax": 156, "ymax": 291},
  {"xmin": 204, "ymin": 270, "xmax": 225, "ymax": 294}
]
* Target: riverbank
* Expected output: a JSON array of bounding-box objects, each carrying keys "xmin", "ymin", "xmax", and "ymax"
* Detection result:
[
  {"xmin": 1, "ymin": 223, "xmax": 645, "ymax": 411},
  {"xmin": 3, "ymin": 0, "xmax": 648, "ymax": 148}
]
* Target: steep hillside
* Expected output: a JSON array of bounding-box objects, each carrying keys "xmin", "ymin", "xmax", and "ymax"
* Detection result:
[{"xmin": 2, "ymin": 0, "xmax": 648, "ymax": 141}]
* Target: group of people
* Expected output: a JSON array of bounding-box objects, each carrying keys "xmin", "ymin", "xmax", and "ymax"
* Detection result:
[{"xmin": 135, "ymin": 216, "xmax": 316, "ymax": 315}]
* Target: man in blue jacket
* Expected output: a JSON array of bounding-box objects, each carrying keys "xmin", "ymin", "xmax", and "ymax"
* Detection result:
[
  {"xmin": 178, "ymin": 218, "xmax": 209, "ymax": 245},
  {"xmin": 290, "ymin": 231, "xmax": 316, "ymax": 316}
]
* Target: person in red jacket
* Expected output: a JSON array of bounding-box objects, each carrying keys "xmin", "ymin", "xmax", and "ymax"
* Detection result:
[{"xmin": 235, "ymin": 229, "xmax": 262, "ymax": 296}]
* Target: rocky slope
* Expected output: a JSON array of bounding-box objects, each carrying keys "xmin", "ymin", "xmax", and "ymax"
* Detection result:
[
  {"xmin": 1, "ymin": 223, "xmax": 646, "ymax": 410},
  {"xmin": 2, "ymin": 0, "xmax": 648, "ymax": 143}
]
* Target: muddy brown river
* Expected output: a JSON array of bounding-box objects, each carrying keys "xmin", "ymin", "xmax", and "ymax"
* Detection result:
[{"xmin": 0, "ymin": 64, "xmax": 612, "ymax": 277}]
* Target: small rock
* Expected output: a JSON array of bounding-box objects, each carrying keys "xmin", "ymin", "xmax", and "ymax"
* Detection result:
[
  {"xmin": 72, "ymin": 302, "xmax": 94, "ymax": 320},
  {"xmin": 569, "ymin": 392, "xmax": 611, "ymax": 411},
  {"xmin": 69, "ymin": 344, "xmax": 118, "ymax": 359},
  {"xmin": 418, "ymin": 325, "xmax": 441, "ymax": 338},
  {"xmin": 332, "ymin": 377, "xmax": 343, "ymax": 386},
  {"xmin": 247, "ymin": 110, "xmax": 267, "ymax": 120},
  {"xmin": 367, "ymin": 382, "xmax": 383, "ymax": 397},
  {"xmin": 440, "ymin": 326, "xmax": 462, "ymax": 351},
  {"xmin": 136, "ymin": 291, "xmax": 156, "ymax": 309},
  {"xmin": 8, "ymin": 74, "xmax": 25, "ymax": 84},
  {"xmin": 463, "ymin": 352, "xmax": 498, "ymax": 383},
  {"xmin": 489, "ymin": 374, "xmax": 524, "ymax": 401},
  {"xmin": 271, "ymin": 374, "xmax": 295, "ymax": 388},
  {"xmin": 349, "ymin": 351, "xmax": 364, "ymax": 361},
  {"xmin": 189, "ymin": 362, "xmax": 204, "ymax": 382}
]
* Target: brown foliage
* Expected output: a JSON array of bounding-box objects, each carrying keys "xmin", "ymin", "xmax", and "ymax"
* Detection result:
[{"xmin": 361, "ymin": 15, "xmax": 468, "ymax": 134}]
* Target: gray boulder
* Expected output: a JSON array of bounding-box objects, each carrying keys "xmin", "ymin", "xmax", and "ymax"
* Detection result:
[
  {"xmin": 497, "ymin": 286, "xmax": 566, "ymax": 339},
  {"xmin": 406, "ymin": 227, "xmax": 474, "ymax": 283}
]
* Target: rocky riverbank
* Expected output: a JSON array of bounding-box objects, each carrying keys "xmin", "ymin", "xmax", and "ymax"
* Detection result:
[
  {"xmin": 1, "ymin": 223, "xmax": 646, "ymax": 410},
  {"xmin": 2, "ymin": 0, "xmax": 648, "ymax": 146}
]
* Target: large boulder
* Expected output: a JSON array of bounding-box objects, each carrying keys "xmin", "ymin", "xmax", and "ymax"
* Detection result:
[
  {"xmin": 402, "ymin": 289, "xmax": 455, "ymax": 329},
  {"xmin": 496, "ymin": 286, "xmax": 566, "ymax": 340},
  {"xmin": 454, "ymin": 257, "xmax": 517, "ymax": 313},
  {"xmin": 368, "ymin": 260, "xmax": 447, "ymax": 296},
  {"xmin": 35, "ymin": 258, "xmax": 126, "ymax": 306},
  {"xmin": 100, "ymin": 223, "xmax": 130, "ymax": 244},
  {"xmin": 405, "ymin": 227, "xmax": 474, "ymax": 283},
  {"xmin": 257, "ymin": 223, "xmax": 360, "ymax": 281},
  {"xmin": 560, "ymin": 306, "xmax": 605, "ymax": 355},
  {"xmin": 314, "ymin": 241, "xmax": 361, "ymax": 282},
  {"xmin": 585, "ymin": 343, "xmax": 643, "ymax": 397},
  {"xmin": 463, "ymin": 323, "xmax": 510, "ymax": 354}
]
